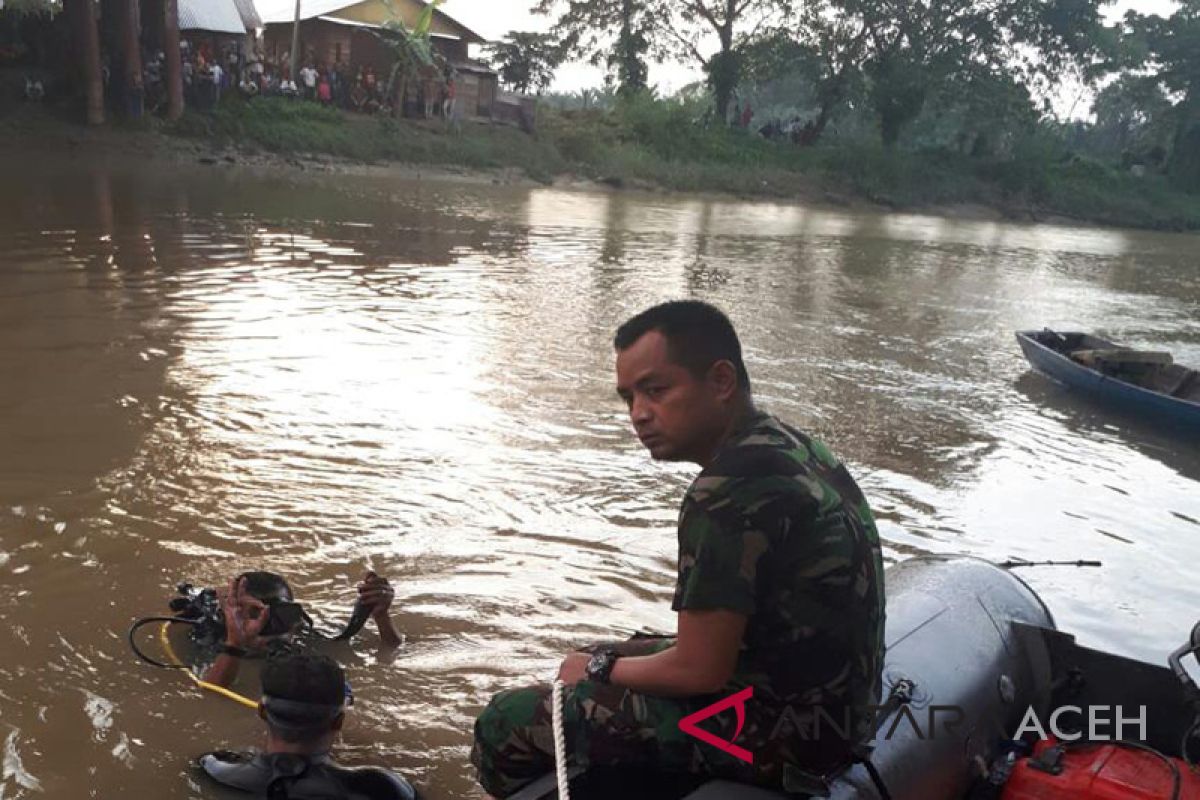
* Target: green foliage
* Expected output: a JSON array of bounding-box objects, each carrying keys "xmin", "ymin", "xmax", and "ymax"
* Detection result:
[
  {"xmin": 535, "ymin": 0, "xmax": 650, "ymax": 96},
  {"xmin": 764, "ymin": 0, "xmax": 1112, "ymax": 147},
  {"xmin": 2, "ymin": 0, "xmax": 59, "ymax": 13},
  {"xmin": 166, "ymin": 93, "xmax": 1200, "ymax": 231},
  {"xmin": 1119, "ymin": 1, "xmax": 1200, "ymax": 192},
  {"xmin": 1088, "ymin": 75, "xmax": 1175, "ymax": 161},
  {"xmin": 375, "ymin": 0, "xmax": 444, "ymax": 106},
  {"xmin": 486, "ymin": 31, "xmax": 564, "ymax": 95}
]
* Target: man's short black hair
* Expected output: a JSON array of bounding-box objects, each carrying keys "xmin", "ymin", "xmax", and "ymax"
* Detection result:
[
  {"xmin": 614, "ymin": 301, "xmax": 751, "ymax": 392},
  {"xmin": 238, "ymin": 571, "xmax": 294, "ymax": 604},
  {"xmin": 261, "ymin": 651, "xmax": 346, "ymax": 743}
]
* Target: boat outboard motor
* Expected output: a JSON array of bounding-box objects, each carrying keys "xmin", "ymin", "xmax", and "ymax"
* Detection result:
[
  {"xmin": 1171, "ymin": 621, "xmax": 1200, "ymax": 766},
  {"xmin": 678, "ymin": 556, "xmax": 1058, "ymax": 800}
]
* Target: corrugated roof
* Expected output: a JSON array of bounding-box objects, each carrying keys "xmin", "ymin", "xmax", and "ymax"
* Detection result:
[
  {"xmin": 311, "ymin": 14, "xmax": 459, "ymax": 40},
  {"xmin": 258, "ymin": 0, "xmax": 349, "ymax": 24},
  {"xmin": 232, "ymin": 0, "xmax": 262, "ymax": 29},
  {"xmin": 178, "ymin": 0, "xmax": 247, "ymax": 33},
  {"xmin": 257, "ymin": 0, "xmax": 486, "ymax": 43}
]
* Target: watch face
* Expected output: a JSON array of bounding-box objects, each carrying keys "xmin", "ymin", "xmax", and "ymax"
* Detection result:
[
  {"xmin": 587, "ymin": 650, "xmax": 615, "ymax": 682},
  {"xmin": 587, "ymin": 652, "xmax": 607, "ymax": 675}
]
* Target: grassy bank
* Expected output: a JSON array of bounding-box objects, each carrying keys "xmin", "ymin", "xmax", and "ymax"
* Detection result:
[{"xmin": 170, "ymin": 97, "xmax": 1200, "ymax": 231}]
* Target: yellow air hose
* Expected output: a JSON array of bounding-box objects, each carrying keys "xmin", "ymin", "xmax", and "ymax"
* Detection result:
[{"xmin": 157, "ymin": 622, "xmax": 260, "ymax": 711}]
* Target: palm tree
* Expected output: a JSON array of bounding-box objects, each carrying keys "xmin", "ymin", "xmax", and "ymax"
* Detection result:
[{"xmin": 374, "ymin": 0, "xmax": 444, "ymax": 117}]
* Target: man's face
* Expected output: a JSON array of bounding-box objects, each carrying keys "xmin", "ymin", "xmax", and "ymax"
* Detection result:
[{"xmin": 615, "ymin": 331, "xmax": 727, "ymax": 463}]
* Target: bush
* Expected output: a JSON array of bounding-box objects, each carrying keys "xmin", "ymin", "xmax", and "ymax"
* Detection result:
[{"xmin": 164, "ymin": 95, "xmax": 1200, "ymax": 231}]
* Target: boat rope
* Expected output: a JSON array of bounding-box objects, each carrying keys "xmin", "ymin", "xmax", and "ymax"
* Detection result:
[{"xmin": 551, "ymin": 679, "xmax": 572, "ymax": 800}]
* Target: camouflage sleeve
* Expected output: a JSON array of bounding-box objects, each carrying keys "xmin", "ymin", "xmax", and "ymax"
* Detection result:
[{"xmin": 672, "ymin": 476, "xmax": 783, "ymax": 616}]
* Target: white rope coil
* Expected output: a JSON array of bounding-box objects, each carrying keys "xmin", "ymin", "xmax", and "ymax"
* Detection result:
[{"xmin": 551, "ymin": 678, "xmax": 571, "ymax": 800}]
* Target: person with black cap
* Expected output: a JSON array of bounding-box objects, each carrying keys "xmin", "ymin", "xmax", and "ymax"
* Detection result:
[{"xmin": 199, "ymin": 651, "xmax": 417, "ymax": 799}]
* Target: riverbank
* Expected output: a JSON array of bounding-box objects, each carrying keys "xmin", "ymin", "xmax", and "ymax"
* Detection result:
[{"xmin": 5, "ymin": 99, "xmax": 1199, "ymax": 232}]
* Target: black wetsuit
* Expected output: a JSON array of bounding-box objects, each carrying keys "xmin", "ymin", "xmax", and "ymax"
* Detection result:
[{"xmin": 200, "ymin": 751, "xmax": 417, "ymax": 800}]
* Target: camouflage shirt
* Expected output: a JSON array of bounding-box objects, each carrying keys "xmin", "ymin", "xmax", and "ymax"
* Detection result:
[{"xmin": 673, "ymin": 412, "xmax": 885, "ymax": 751}]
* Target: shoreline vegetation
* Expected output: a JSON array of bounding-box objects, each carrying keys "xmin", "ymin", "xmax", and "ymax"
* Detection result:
[{"xmin": 7, "ymin": 97, "xmax": 1200, "ymax": 233}]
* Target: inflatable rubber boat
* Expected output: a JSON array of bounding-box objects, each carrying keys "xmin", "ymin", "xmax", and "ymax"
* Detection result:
[{"xmin": 512, "ymin": 556, "xmax": 1200, "ymax": 800}]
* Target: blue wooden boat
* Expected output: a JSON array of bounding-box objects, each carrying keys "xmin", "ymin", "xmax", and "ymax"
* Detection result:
[{"xmin": 1016, "ymin": 329, "xmax": 1200, "ymax": 430}]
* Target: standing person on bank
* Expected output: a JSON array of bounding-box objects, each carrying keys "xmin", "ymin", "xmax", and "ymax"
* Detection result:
[{"xmin": 471, "ymin": 301, "xmax": 886, "ymax": 797}]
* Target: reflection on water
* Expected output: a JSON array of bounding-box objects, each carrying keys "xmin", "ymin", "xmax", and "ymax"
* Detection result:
[{"xmin": 0, "ymin": 160, "xmax": 1197, "ymax": 799}]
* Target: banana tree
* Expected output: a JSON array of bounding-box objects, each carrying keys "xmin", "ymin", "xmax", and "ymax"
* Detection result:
[{"xmin": 375, "ymin": 0, "xmax": 445, "ymax": 117}]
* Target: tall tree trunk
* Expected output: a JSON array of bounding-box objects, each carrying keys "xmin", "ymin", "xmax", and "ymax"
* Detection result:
[
  {"xmin": 712, "ymin": 25, "xmax": 735, "ymax": 122},
  {"xmin": 614, "ymin": 0, "xmax": 646, "ymax": 96},
  {"xmin": 880, "ymin": 108, "xmax": 903, "ymax": 148},
  {"xmin": 68, "ymin": 0, "xmax": 105, "ymax": 125},
  {"xmin": 120, "ymin": 0, "xmax": 144, "ymax": 117},
  {"xmin": 1168, "ymin": 89, "xmax": 1200, "ymax": 193},
  {"xmin": 162, "ymin": 0, "xmax": 183, "ymax": 119}
]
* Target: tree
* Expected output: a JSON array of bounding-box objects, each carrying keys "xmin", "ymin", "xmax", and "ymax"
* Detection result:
[
  {"xmin": 787, "ymin": 0, "xmax": 1113, "ymax": 147},
  {"xmin": 740, "ymin": 2, "xmax": 871, "ymax": 143},
  {"xmin": 118, "ymin": 0, "xmax": 143, "ymax": 117},
  {"xmin": 1089, "ymin": 74, "xmax": 1175, "ymax": 162},
  {"xmin": 534, "ymin": 0, "xmax": 650, "ymax": 96},
  {"xmin": 486, "ymin": 30, "xmax": 564, "ymax": 95},
  {"xmin": 376, "ymin": 0, "xmax": 443, "ymax": 117},
  {"xmin": 648, "ymin": 0, "xmax": 792, "ymax": 122},
  {"xmin": 1121, "ymin": 2, "xmax": 1200, "ymax": 190},
  {"xmin": 64, "ymin": 0, "xmax": 103, "ymax": 124}
]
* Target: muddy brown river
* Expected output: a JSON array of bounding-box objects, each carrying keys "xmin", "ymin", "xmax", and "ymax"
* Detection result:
[{"xmin": 0, "ymin": 159, "xmax": 1197, "ymax": 798}]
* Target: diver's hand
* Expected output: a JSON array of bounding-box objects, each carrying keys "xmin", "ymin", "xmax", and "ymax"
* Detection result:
[
  {"xmin": 357, "ymin": 571, "xmax": 394, "ymax": 620},
  {"xmin": 222, "ymin": 576, "xmax": 269, "ymax": 649}
]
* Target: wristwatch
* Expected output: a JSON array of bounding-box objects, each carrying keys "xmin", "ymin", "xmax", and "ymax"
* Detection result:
[{"xmin": 585, "ymin": 649, "xmax": 620, "ymax": 684}]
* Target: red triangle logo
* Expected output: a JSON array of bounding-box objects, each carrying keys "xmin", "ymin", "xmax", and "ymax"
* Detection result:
[{"xmin": 678, "ymin": 686, "xmax": 754, "ymax": 764}]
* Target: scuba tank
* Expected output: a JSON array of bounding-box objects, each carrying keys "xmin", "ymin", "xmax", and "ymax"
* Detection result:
[{"xmin": 199, "ymin": 751, "xmax": 418, "ymax": 800}]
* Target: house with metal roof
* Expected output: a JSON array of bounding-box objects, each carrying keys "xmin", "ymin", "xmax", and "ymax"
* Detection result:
[
  {"xmin": 178, "ymin": 0, "xmax": 257, "ymax": 35},
  {"xmin": 258, "ymin": 0, "xmax": 497, "ymax": 119}
]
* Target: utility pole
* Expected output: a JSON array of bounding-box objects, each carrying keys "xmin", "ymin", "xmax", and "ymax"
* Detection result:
[{"xmin": 289, "ymin": 0, "xmax": 301, "ymax": 81}]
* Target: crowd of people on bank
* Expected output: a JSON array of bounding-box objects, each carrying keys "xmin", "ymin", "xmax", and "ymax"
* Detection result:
[{"xmin": 135, "ymin": 38, "xmax": 460, "ymax": 120}]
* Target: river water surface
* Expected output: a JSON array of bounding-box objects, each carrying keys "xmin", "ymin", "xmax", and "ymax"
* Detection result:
[{"xmin": 0, "ymin": 160, "xmax": 1197, "ymax": 798}]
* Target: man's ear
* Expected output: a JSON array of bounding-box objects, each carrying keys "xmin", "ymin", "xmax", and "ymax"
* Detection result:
[
  {"xmin": 708, "ymin": 360, "xmax": 740, "ymax": 401},
  {"xmin": 332, "ymin": 713, "xmax": 345, "ymax": 733}
]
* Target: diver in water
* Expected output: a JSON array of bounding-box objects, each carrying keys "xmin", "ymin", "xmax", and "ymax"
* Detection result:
[
  {"xmin": 200, "ymin": 650, "xmax": 417, "ymax": 799},
  {"xmin": 202, "ymin": 570, "xmax": 401, "ymax": 689}
]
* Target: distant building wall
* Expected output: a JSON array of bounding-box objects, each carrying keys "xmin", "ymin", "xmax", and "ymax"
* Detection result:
[{"xmin": 263, "ymin": 19, "xmax": 467, "ymax": 73}]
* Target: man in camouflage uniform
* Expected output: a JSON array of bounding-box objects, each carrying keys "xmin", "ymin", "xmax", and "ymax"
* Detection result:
[{"xmin": 472, "ymin": 301, "xmax": 885, "ymax": 798}]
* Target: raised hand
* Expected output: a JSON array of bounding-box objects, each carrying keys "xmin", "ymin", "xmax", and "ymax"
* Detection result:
[
  {"xmin": 356, "ymin": 571, "xmax": 395, "ymax": 620},
  {"xmin": 222, "ymin": 576, "xmax": 270, "ymax": 649}
]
